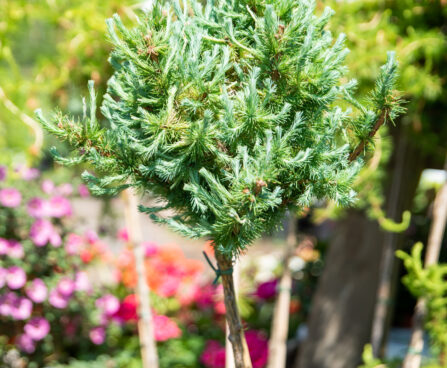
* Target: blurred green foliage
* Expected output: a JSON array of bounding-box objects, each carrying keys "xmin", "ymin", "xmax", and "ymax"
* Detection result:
[
  {"xmin": 0, "ymin": 0, "xmax": 137, "ymax": 164},
  {"xmin": 397, "ymin": 243, "xmax": 447, "ymax": 366},
  {"xmin": 316, "ymin": 0, "xmax": 447, "ymax": 229}
]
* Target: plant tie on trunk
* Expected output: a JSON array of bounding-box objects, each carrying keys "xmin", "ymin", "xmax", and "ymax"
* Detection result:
[{"xmin": 203, "ymin": 251, "xmax": 233, "ymax": 285}]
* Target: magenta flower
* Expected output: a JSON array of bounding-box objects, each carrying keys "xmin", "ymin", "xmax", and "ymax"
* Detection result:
[
  {"xmin": 0, "ymin": 292, "xmax": 17, "ymax": 316},
  {"xmin": 74, "ymin": 271, "xmax": 91, "ymax": 292},
  {"xmin": 27, "ymin": 197, "xmax": 48, "ymax": 218},
  {"xmin": 11, "ymin": 297, "xmax": 33, "ymax": 320},
  {"xmin": 65, "ymin": 233, "xmax": 83, "ymax": 255},
  {"xmin": 89, "ymin": 326, "xmax": 106, "ymax": 345},
  {"xmin": 0, "ymin": 188, "xmax": 22, "ymax": 208},
  {"xmin": 254, "ymin": 279, "xmax": 278, "ymax": 300},
  {"xmin": 7, "ymin": 240, "xmax": 24, "ymax": 259},
  {"xmin": 153, "ymin": 314, "xmax": 181, "ymax": 342},
  {"xmin": 16, "ymin": 333, "xmax": 36, "ymax": 354},
  {"xmin": 26, "ymin": 278, "xmax": 48, "ymax": 303},
  {"xmin": 245, "ymin": 330, "xmax": 269, "ymax": 368},
  {"xmin": 0, "ymin": 238, "xmax": 9, "ymax": 255},
  {"xmin": 57, "ymin": 277, "xmax": 75, "ymax": 296},
  {"xmin": 200, "ymin": 340, "xmax": 226, "ymax": 368},
  {"xmin": 24, "ymin": 317, "xmax": 50, "ymax": 341},
  {"xmin": 78, "ymin": 184, "xmax": 90, "ymax": 198},
  {"xmin": 29, "ymin": 219, "xmax": 61, "ymax": 247},
  {"xmin": 0, "ymin": 166, "xmax": 6, "ymax": 181},
  {"xmin": 200, "ymin": 331, "xmax": 268, "ymax": 368},
  {"xmin": 6, "ymin": 266, "xmax": 26, "ymax": 289},
  {"xmin": 47, "ymin": 196, "xmax": 72, "ymax": 218},
  {"xmin": 41, "ymin": 179, "xmax": 55, "ymax": 194},
  {"xmin": 144, "ymin": 242, "xmax": 159, "ymax": 256},
  {"xmin": 96, "ymin": 294, "xmax": 120, "ymax": 317},
  {"xmin": 49, "ymin": 288, "xmax": 69, "ymax": 309}
]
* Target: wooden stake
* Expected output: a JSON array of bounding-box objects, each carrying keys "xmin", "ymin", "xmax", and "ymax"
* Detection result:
[
  {"xmin": 123, "ymin": 189, "xmax": 159, "ymax": 368},
  {"xmin": 267, "ymin": 214, "xmax": 295, "ymax": 368},
  {"xmin": 226, "ymin": 259, "xmax": 239, "ymax": 368},
  {"xmin": 402, "ymin": 160, "xmax": 447, "ymax": 368},
  {"xmin": 215, "ymin": 251, "xmax": 253, "ymax": 368}
]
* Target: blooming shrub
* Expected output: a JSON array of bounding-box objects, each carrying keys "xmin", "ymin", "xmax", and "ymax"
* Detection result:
[{"xmin": 0, "ymin": 166, "xmax": 114, "ymax": 365}]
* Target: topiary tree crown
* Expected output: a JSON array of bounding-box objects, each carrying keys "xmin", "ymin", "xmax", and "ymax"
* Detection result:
[{"xmin": 37, "ymin": 0, "xmax": 402, "ymax": 258}]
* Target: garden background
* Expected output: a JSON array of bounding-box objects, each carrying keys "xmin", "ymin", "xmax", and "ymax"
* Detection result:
[{"xmin": 0, "ymin": 0, "xmax": 446, "ymax": 367}]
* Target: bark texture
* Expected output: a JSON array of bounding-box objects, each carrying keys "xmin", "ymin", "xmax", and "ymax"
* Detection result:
[{"xmin": 215, "ymin": 251, "xmax": 253, "ymax": 368}]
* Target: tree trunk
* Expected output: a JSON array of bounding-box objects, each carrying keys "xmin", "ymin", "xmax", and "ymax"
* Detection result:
[
  {"xmin": 296, "ymin": 209, "xmax": 383, "ymax": 368},
  {"xmin": 123, "ymin": 189, "xmax": 159, "ymax": 368},
  {"xmin": 215, "ymin": 251, "xmax": 253, "ymax": 368},
  {"xmin": 267, "ymin": 214, "xmax": 296, "ymax": 368},
  {"xmin": 402, "ymin": 159, "xmax": 447, "ymax": 368},
  {"xmin": 296, "ymin": 129, "xmax": 425, "ymax": 368}
]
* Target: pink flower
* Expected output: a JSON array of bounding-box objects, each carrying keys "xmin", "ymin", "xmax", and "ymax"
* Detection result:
[
  {"xmin": 158, "ymin": 276, "xmax": 181, "ymax": 297},
  {"xmin": 49, "ymin": 289, "xmax": 69, "ymax": 309},
  {"xmin": 6, "ymin": 266, "xmax": 26, "ymax": 289},
  {"xmin": 27, "ymin": 197, "xmax": 48, "ymax": 218},
  {"xmin": 24, "ymin": 317, "xmax": 50, "ymax": 341},
  {"xmin": 0, "ymin": 188, "xmax": 22, "ymax": 208},
  {"xmin": 41, "ymin": 179, "xmax": 55, "ymax": 194},
  {"xmin": 96, "ymin": 294, "xmax": 120, "ymax": 317},
  {"xmin": 78, "ymin": 184, "xmax": 90, "ymax": 198},
  {"xmin": 57, "ymin": 277, "xmax": 75, "ymax": 296},
  {"xmin": 21, "ymin": 168, "xmax": 40, "ymax": 181},
  {"xmin": 57, "ymin": 183, "xmax": 73, "ymax": 196},
  {"xmin": 11, "ymin": 297, "xmax": 33, "ymax": 320},
  {"xmin": 117, "ymin": 228, "xmax": 129, "ymax": 242},
  {"xmin": 144, "ymin": 242, "xmax": 159, "ymax": 256},
  {"xmin": 153, "ymin": 314, "xmax": 181, "ymax": 342},
  {"xmin": 65, "ymin": 233, "xmax": 84, "ymax": 255},
  {"xmin": 16, "ymin": 333, "xmax": 36, "ymax": 353},
  {"xmin": 74, "ymin": 271, "xmax": 91, "ymax": 292},
  {"xmin": 47, "ymin": 196, "xmax": 72, "ymax": 218},
  {"xmin": 200, "ymin": 341, "xmax": 226, "ymax": 368},
  {"xmin": 85, "ymin": 230, "xmax": 98, "ymax": 244},
  {"xmin": 89, "ymin": 326, "xmax": 106, "ymax": 345},
  {"xmin": 26, "ymin": 279, "xmax": 47, "ymax": 303},
  {"xmin": 0, "ymin": 238, "xmax": 9, "ymax": 255},
  {"xmin": 254, "ymin": 279, "xmax": 278, "ymax": 300},
  {"xmin": 7, "ymin": 240, "xmax": 24, "ymax": 259},
  {"xmin": 195, "ymin": 284, "xmax": 216, "ymax": 309},
  {"xmin": 29, "ymin": 219, "xmax": 61, "ymax": 247},
  {"xmin": 0, "ymin": 166, "xmax": 6, "ymax": 181}
]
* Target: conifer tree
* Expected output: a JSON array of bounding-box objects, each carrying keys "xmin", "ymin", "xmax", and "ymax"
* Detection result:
[{"xmin": 37, "ymin": 0, "xmax": 402, "ymax": 366}]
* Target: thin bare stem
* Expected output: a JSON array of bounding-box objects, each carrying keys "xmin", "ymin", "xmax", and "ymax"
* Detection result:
[{"xmin": 215, "ymin": 251, "xmax": 253, "ymax": 368}]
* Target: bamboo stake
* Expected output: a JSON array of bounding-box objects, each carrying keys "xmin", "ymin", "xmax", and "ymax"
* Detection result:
[
  {"xmin": 123, "ymin": 189, "xmax": 159, "ymax": 368},
  {"xmin": 402, "ymin": 159, "xmax": 447, "ymax": 368},
  {"xmin": 267, "ymin": 214, "xmax": 295, "ymax": 368},
  {"xmin": 215, "ymin": 251, "xmax": 253, "ymax": 368},
  {"xmin": 226, "ymin": 259, "xmax": 240, "ymax": 368}
]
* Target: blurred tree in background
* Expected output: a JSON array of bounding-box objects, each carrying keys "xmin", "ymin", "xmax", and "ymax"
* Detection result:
[
  {"xmin": 0, "ymin": 0, "xmax": 136, "ymax": 164},
  {"xmin": 298, "ymin": 1, "xmax": 447, "ymax": 368}
]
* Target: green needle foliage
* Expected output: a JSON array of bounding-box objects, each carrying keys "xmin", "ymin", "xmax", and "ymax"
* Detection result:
[{"xmin": 37, "ymin": 0, "xmax": 403, "ymax": 258}]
